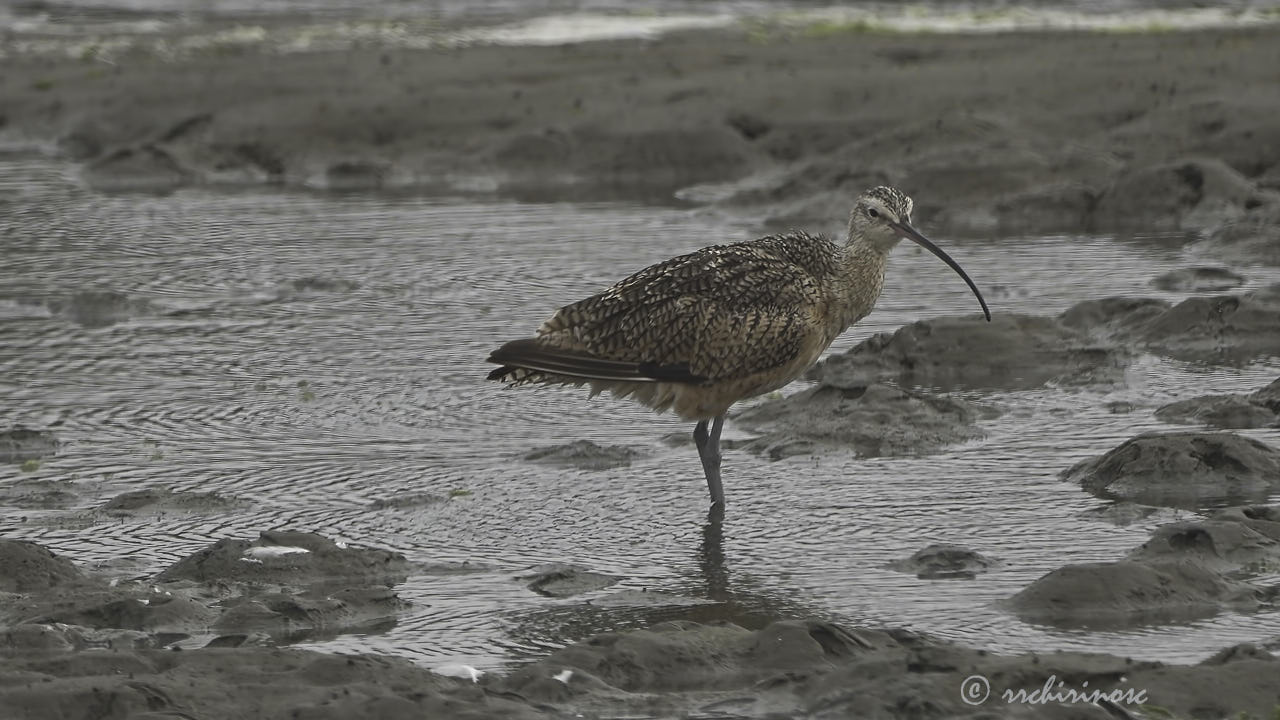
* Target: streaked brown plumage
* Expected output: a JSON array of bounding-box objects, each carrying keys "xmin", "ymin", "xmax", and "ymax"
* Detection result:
[{"xmin": 487, "ymin": 186, "xmax": 990, "ymax": 508}]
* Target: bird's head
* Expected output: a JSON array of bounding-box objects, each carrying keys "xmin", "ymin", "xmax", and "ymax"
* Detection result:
[
  {"xmin": 849, "ymin": 185, "xmax": 916, "ymax": 252},
  {"xmin": 849, "ymin": 185, "xmax": 991, "ymax": 322}
]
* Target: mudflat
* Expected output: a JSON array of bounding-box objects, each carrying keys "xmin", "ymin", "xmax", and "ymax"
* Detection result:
[
  {"xmin": 2, "ymin": 24, "xmax": 1277, "ymax": 233},
  {"xmin": 3, "ymin": 18, "xmax": 1280, "ymax": 720}
]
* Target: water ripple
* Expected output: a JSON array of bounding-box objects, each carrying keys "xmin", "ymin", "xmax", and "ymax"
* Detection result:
[{"xmin": 2, "ymin": 155, "xmax": 1280, "ymax": 670}]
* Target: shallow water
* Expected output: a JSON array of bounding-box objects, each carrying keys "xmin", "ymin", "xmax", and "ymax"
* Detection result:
[
  {"xmin": 2, "ymin": 151, "xmax": 1280, "ymax": 670},
  {"xmin": 5, "ymin": 1, "xmax": 1280, "ymax": 63}
]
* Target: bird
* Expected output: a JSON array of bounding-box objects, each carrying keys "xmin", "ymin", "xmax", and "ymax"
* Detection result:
[{"xmin": 486, "ymin": 186, "xmax": 990, "ymax": 508}]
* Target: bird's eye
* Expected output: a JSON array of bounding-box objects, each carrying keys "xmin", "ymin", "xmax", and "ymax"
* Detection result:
[{"xmin": 867, "ymin": 208, "xmax": 879, "ymax": 219}]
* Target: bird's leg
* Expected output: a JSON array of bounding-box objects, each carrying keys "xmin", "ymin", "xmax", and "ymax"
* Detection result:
[{"xmin": 693, "ymin": 415, "xmax": 726, "ymax": 507}]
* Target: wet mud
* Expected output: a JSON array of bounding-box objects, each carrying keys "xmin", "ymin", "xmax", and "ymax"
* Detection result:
[
  {"xmin": 522, "ymin": 440, "xmax": 640, "ymax": 471},
  {"xmin": 1062, "ymin": 432, "xmax": 1280, "ymax": 510},
  {"xmin": 3, "ymin": 534, "xmax": 1280, "ymax": 720},
  {"xmin": 1156, "ymin": 378, "xmax": 1280, "ymax": 429},
  {"xmin": 2, "ymin": 23, "xmax": 1279, "ymax": 238},
  {"xmin": 733, "ymin": 383, "xmax": 993, "ymax": 459}
]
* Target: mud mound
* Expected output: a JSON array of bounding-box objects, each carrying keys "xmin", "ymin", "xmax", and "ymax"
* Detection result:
[
  {"xmin": 81, "ymin": 144, "xmax": 193, "ymax": 193},
  {"xmin": 1055, "ymin": 287, "xmax": 1280, "ymax": 364},
  {"xmin": 1, "ymin": 536, "xmax": 413, "ymax": 649},
  {"xmin": 1195, "ymin": 204, "xmax": 1280, "ymax": 267},
  {"xmin": 522, "ymin": 440, "xmax": 639, "ymax": 470},
  {"xmin": 501, "ymin": 619, "xmax": 883, "ymax": 696},
  {"xmin": 1137, "ymin": 284, "xmax": 1280, "ymax": 364},
  {"xmin": 1092, "ymin": 158, "xmax": 1278, "ymax": 231},
  {"xmin": 277, "ymin": 276, "xmax": 361, "ymax": 299},
  {"xmin": 733, "ymin": 383, "xmax": 990, "ymax": 459},
  {"xmin": 0, "ymin": 427, "xmax": 59, "ymax": 463},
  {"xmin": 0, "ymin": 477, "xmax": 78, "ymax": 509},
  {"xmin": 47, "ymin": 290, "xmax": 154, "ymax": 328},
  {"xmin": 886, "ymin": 544, "xmax": 1001, "ymax": 580},
  {"xmin": 157, "ymin": 531, "xmax": 410, "ymax": 587},
  {"xmin": 809, "ymin": 313, "xmax": 1129, "ymax": 391},
  {"xmin": 719, "ymin": 111, "xmax": 1118, "ymax": 234},
  {"xmin": 1127, "ymin": 517, "xmax": 1280, "ymax": 575},
  {"xmin": 518, "ymin": 564, "xmax": 621, "ymax": 598},
  {"xmin": 368, "ymin": 491, "xmax": 446, "ymax": 510},
  {"xmin": 1061, "ymin": 432, "xmax": 1280, "ymax": 510},
  {"xmin": 0, "ymin": 646, "xmax": 539, "ymax": 720},
  {"xmin": 100, "ymin": 486, "xmax": 246, "ymax": 515},
  {"xmin": 1150, "ymin": 266, "xmax": 1245, "ymax": 293},
  {"xmin": 212, "ymin": 587, "xmax": 406, "ymax": 637},
  {"xmin": 1006, "ymin": 560, "xmax": 1262, "ymax": 628},
  {"xmin": 10, "ymin": 587, "xmax": 221, "ymax": 635},
  {"xmin": 1156, "ymin": 378, "xmax": 1280, "ymax": 429},
  {"xmin": 1056, "ymin": 296, "xmax": 1172, "ymax": 341},
  {"xmin": 0, "ymin": 540, "xmax": 85, "ymax": 593}
]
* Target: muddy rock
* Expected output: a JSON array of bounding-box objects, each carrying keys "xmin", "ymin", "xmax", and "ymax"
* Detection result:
[
  {"xmin": 212, "ymin": 587, "xmax": 406, "ymax": 637},
  {"xmin": 0, "ymin": 566, "xmax": 220, "ymax": 636},
  {"xmin": 809, "ymin": 314, "xmax": 1130, "ymax": 391},
  {"xmin": 501, "ymin": 619, "xmax": 883, "ymax": 696},
  {"xmin": 1062, "ymin": 431, "xmax": 1280, "ymax": 510},
  {"xmin": 0, "ymin": 427, "xmax": 59, "ymax": 463},
  {"xmin": 1195, "ymin": 204, "xmax": 1280, "ymax": 267},
  {"xmin": 1092, "ymin": 158, "xmax": 1279, "ymax": 231},
  {"xmin": 1056, "ymin": 296, "xmax": 1172, "ymax": 341},
  {"xmin": 886, "ymin": 544, "xmax": 1001, "ymax": 580},
  {"xmin": 156, "ymin": 531, "xmax": 410, "ymax": 587},
  {"xmin": 1127, "ymin": 516, "xmax": 1280, "ymax": 575},
  {"xmin": 1150, "ymin": 266, "xmax": 1245, "ymax": 293},
  {"xmin": 0, "ymin": 612, "xmax": 1278, "ymax": 718},
  {"xmin": 585, "ymin": 590, "xmax": 715, "ymax": 608},
  {"xmin": 0, "ymin": 478, "xmax": 78, "ymax": 509},
  {"xmin": 322, "ymin": 160, "xmax": 391, "ymax": 190},
  {"xmin": 0, "ymin": 540, "xmax": 85, "ymax": 593},
  {"xmin": 368, "ymin": 491, "xmax": 446, "ymax": 509},
  {"xmin": 733, "ymin": 383, "xmax": 990, "ymax": 459},
  {"xmin": 47, "ymin": 290, "xmax": 153, "ymax": 328},
  {"xmin": 1056, "ymin": 286, "xmax": 1280, "ymax": 364},
  {"xmin": 100, "ymin": 486, "xmax": 245, "ymax": 514},
  {"xmin": 278, "ymin": 275, "xmax": 361, "ymax": 299},
  {"xmin": 731, "ymin": 111, "xmax": 1117, "ymax": 234},
  {"xmin": 0, "ymin": 646, "xmax": 542, "ymax": 720},
  {"xmin": 1077, "ymin": 501, "xmax": 1177, "ymax": 527},
  {"xmin": 15, "ymin": 587, "xmax": 221, "ymax": 636},
  {"xmin": 81, "ymin": 144, "xmax": 192, "ymax": 193},
  {"xmin": 1156, "ymin": 377, "xmax": 1280, "ymax": 429},
  {"xmin": 1137, "ymin": 283, "xmax": 1280, "ymax": 363},
  {"xmin": 1006, "ymin": 560, "xmax": 1262, "ymax": 628},
  {"xmin": 1210, "ymin": 505, "xmax": 1280, "ymax": 537},
  {"xmin": 522, "ymin": 440, "xmax": 639, "ymax": 471},
  {"xmin": 519, "ymin": 564, "xmax": 621, "ymax": 598}
]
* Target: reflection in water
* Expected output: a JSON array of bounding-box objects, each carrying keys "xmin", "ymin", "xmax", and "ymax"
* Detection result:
[
  {"xmin": 2, "ymin": 153, "xmax": 1280, "ymax": 669},
  {"xmin": 700, "ymin": 504, "xmax": 728, "ymax": 602}
]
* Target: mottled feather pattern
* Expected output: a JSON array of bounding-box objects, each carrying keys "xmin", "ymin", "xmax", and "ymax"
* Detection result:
[{"xmin": 537, "ymin": 231, "xmax": 840, "ymax": 381}]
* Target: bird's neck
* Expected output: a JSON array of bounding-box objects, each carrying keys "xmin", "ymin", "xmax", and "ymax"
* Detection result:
[{"xmin": 833, "ymin": 237, "xmax": 890, "ymax": 329}]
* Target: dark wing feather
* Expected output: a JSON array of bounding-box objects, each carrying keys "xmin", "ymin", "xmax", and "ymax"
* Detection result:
[
  {"xmin": 487, "ymin": 338, "xmax": 708, "ymax": 383},
  {"xmin": 523, "ymin": 233, "xmax": 836, "ymax": 382}
]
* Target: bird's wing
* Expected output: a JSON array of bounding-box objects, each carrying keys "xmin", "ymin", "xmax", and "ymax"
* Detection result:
[{"xmin": 533, "ymin": 239, "xmax": 826, "ymax": 382}]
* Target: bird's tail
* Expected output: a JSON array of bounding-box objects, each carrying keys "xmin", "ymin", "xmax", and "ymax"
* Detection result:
[{"xmin": 486, "ymin": 338, "xmax": 706, "ymax": 384}]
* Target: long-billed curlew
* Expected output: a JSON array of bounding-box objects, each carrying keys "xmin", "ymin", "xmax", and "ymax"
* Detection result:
[{"xmin": 487, "ymin": 186, "xmax": 990, "ymax": 508}]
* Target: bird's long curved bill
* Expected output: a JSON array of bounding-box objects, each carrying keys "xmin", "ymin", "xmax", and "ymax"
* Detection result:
[{"xmin": 891, "ymin": 221, "xmax": 991, "ymax": 321}]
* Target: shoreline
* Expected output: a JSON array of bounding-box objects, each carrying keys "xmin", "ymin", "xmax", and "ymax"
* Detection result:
[{"xmin": 1, "ymin": 23, "xmax": 1278, "ymax": 235}]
